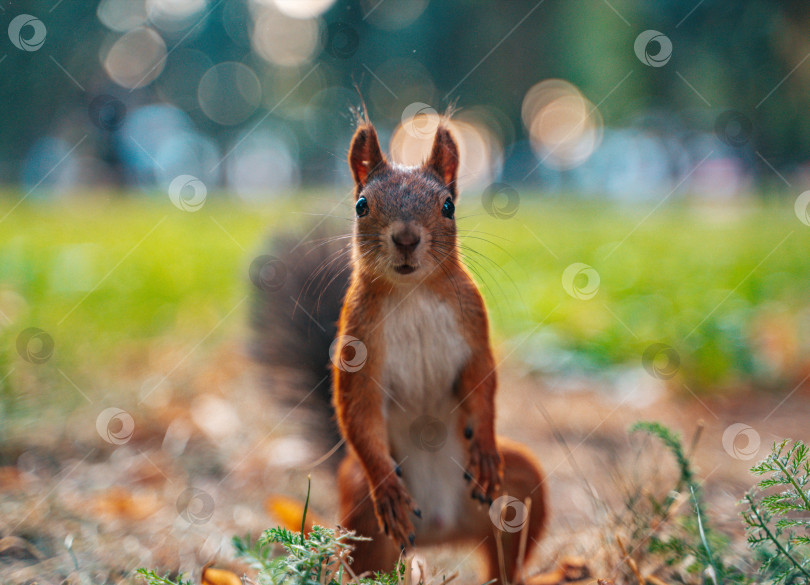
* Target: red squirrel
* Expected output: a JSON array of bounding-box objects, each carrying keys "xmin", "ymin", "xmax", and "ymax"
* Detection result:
[{"xmin": 328, "ymin": 117, "xmax": 548, "ymax": 582}]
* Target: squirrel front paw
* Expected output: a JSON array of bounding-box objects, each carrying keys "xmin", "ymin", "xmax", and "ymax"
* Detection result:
[
  {"xmin": 465, "ymin": 440, "xmax": 503, "ymax": 502},
  {"xmin": 372, "ymin": 477, "xmax": 420, "ymax": 548}
]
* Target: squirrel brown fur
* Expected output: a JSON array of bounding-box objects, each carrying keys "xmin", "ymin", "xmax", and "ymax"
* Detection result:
[{"xmin": 253, "ymin": 118, "xmax": 547, "ymax": 583}]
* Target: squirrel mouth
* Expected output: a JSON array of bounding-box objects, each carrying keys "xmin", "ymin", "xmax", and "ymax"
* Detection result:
[{"xmin": 394, "ymin": 264, "xmax": 417, "ymax": 275}]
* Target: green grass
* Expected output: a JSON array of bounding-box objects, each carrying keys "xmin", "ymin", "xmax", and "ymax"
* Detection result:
[
  {"xmin": 0, "ymin": 195, "xmax": 281, "ymax": 424},
  {"xmin": 492, "ymin": 197, "xmax": 809, "ymax": 391},
  {"xmin": 1, "ymin": 192, "xmax": 808, "ymax": 423}
]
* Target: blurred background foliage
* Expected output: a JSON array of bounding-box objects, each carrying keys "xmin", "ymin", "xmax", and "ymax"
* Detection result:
[
  {"xmin": 4, "ymin": 0, "xmax": 810, "ymax": 194},
  {"xmin": 2, "ymin": 0, "xmax": 810, "ymax": 425}
]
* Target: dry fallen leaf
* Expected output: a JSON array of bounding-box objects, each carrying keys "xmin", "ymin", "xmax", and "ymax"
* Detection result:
[
  {"xmin": 202, "ymin": 565, "xmax": 242, "ymax": 585},
  {"xmin": 0, "ymin": 536, "xmax": 45, "ymax": 562},
  {"xmin": 92, "ymin": 486, "xmax": 161, "ymax": 521},
  {"xmin": 524, "ymin": 556, "xmax": 592, "ymax": 585}
]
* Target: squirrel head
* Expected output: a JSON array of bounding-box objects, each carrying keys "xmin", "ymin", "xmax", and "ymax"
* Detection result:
[{"xmin": 348, "ymin": 121, "xmax": 460, "ymax": 284}]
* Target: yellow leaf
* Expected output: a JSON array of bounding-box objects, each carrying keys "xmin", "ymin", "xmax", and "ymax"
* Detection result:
[
  {"xmin": 201, "ymin": 566, "xmax": 241, "ymax": 585},
  {"xmin": 264, "ymin": 494, "xmax": 322, "ymax": 534},
  {"xmin": 92, "ymin": 487, "xmax": 160, "ymax": 521}
]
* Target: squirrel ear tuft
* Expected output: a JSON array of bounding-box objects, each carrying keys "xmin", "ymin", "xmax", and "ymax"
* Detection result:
[
  {"xmin": 425, "ymin": 125, "xmax": 460, "ymax": 200},
  {"xmin": 348, "ymin": 123, "xmax": 386, "ymax": 193}
]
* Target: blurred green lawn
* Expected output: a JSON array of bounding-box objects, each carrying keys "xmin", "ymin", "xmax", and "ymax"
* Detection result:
[{"xmin": 1, "ymin": 193, "xmax": 808, "ymax": 424}]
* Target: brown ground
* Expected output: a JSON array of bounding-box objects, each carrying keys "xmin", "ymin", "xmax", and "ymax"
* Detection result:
[{"xmin": 1, "ymin": 341, "xmax": 808, "ymax": 585}]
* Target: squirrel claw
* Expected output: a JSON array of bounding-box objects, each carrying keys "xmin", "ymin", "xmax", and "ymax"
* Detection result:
[
  {"xmin": 466, "ymin": 440, "xmax": 503, "ymax": 500},
  {"xmin": 374, "ymin": 477, "xmax": 417, "ymax": 548}
]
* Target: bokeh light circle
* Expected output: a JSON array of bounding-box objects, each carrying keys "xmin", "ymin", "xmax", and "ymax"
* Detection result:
[
  {"xmin": 252, "ymin": 8, "xmax": 320, "ymax": 67},
  {"xmin": 198, "ymin": 61, "xmax": 262, "ymax": 125},
  {"xmin": 391, "ymin": 115, "xmax": 501, "ymax": 191},
  {"xmin": 146, "ymin": 0, "xmax": 208, "ymax": 33},
  {"xmin": 522, "ymin": 79, "xmax": 603, "ymax": 170},
  {"xmin": 97, "ymin": 0, "xmax": 148, "ymax": 33},
  {"xmin": 226, "ymin": 129, "xmax": 300, "ymax": 200},
  {"xmin": 156, "ymin": 132, "xmax": 221, "ymax": 190},
  {"xmin": 272, "ymin": 0, "xmax": 336, "ymax": 19},
  {"xmin": 401, "ymin": 102, "xmax": 439, "ymax": 139},
  {"xmin": 104, "ymin": 27, "xmax": 167, "ymax": 89}
]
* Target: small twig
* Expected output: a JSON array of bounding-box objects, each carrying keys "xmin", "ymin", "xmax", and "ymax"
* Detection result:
[
  {"xmin": 414, "ymin": 558, "xmax": 424, "ymax": 585},
  {"xmin": 617, "ymin": 535, "xmax": 645, "ymax": 585},
  {"xmin": 340, "ymin": 557, "xmax": 361, "ymax": 584},
  {"xmin": 515, "ymin": 497, "xmax": 532, "ymax": 584},
  {"xmin": 494, "ymin": 527, "xmax": 508, "ymax": 585}
]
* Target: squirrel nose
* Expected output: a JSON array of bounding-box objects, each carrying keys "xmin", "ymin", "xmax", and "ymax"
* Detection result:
[{"xmin": 392, "ymin": 229, "xmax": 421, "ymax": 254}]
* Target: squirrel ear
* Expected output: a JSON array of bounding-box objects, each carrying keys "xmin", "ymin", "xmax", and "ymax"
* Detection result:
[
  {"xmin": 348, "ymin": 123, "xmax": 386, "ymax": 193},
  {"xmin": 425, "ymin": 125, "xmax": 460, "ymax": 200}
]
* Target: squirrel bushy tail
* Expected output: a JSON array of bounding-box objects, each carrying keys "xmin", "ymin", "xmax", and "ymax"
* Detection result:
[{"xmin": 249, "ymin": 225, "xmax": 350, "ymax": 459}]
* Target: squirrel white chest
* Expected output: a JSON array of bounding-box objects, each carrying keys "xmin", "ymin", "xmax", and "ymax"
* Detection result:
[
  {"xmin": 380, "ymin": 288, "xmax": 474, "ymax": 537},
  {"xmin": 380, "ymin": 288, "xmax": 470, "ymax": 408}
]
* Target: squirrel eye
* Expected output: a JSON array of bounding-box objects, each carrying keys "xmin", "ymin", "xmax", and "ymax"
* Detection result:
[
  {"xmin": 356, "ymin": 196, "xmax": 369, "ymax": 217},
  {"xmin": 441, "ymin": 197, "xmax": 455, "ymax": 219}
]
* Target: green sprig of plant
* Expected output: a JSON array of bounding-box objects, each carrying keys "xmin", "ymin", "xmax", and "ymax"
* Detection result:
[
  {"xmin": 139, "ymin": 476, "xmax": 406, "ymax": 585},
  {"xmin": 236, "ymin": 524, "xmax": 405, "ymax": 585},
  {"xmin": 630, "ymin": 421, "xmax": 698, "ymax": 499},
  {"xmin": 135, "ymin": 568, "xmax": 194, "ymax": 585},
  {"xmin": 628, "ymin": 421, "xmax": 749, "ymax": 584},
  {"xmin": 742, "ymin": 439, "xmax": 810, "ymax": 584}
]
